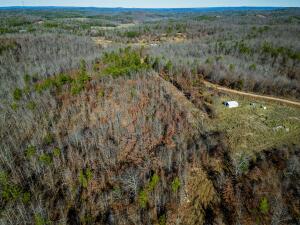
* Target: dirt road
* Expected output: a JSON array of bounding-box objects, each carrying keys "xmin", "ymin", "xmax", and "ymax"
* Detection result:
[{"xmin": 203, "ymin": 80, "xmax": 300, "ymax": 108}]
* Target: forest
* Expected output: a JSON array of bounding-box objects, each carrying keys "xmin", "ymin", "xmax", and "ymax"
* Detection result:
[{"xmin": 0, "ymin": 6, "xmax": 300, "ymax": 225}]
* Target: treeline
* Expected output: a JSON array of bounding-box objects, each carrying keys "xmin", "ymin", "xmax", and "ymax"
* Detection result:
[
  {"xmin": 146, "ymin": 17, "xmax": 300, "ymax": 99},
  {"xmin": 1, "ymin": 8, "xmax": 299, "ymax": 38}
]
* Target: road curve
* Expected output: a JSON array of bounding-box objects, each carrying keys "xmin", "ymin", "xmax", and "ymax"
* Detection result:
[{"xmin": 203, "ymin": 80, "xmax": 300, "ymax": 108}]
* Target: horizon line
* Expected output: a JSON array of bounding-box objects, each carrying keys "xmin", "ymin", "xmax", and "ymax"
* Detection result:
[{"xmin": 0, "ymin": 6, "xmax": 296, "ymax": 9}]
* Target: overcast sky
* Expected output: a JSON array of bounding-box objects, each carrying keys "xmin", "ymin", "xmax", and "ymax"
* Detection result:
[{"xmin": 0, "ymin": 0, "xmax": 299, "ymax": 8}]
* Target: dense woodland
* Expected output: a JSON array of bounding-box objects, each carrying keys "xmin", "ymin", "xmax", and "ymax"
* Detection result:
[
  {"xmin": 1, "ymin": 8, "xmax": 300, "ymax": 99},
  {"xmin": 0, "ymin": 7, "xmax": 300, "ymax": 225}
]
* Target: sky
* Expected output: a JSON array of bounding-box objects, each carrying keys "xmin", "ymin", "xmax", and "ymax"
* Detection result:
[{"xmin": 0, "ymin": 0, "xmax": 300, "ymax": 8}]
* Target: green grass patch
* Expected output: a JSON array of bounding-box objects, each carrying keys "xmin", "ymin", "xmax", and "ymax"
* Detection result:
[{"xmin": 206, "ymin": 93, "xmax": 300, "ymax": 159}]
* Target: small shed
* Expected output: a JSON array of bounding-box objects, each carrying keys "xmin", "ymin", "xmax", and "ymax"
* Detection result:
[{"xmin": 224, "ymin": 101, "xmax": 239, "ymax": 108}]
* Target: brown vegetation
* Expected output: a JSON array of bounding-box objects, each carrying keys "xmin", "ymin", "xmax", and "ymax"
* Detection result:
[{"xmin": 0, "ymin": 7, "xmax": 299, "ymax": 225}]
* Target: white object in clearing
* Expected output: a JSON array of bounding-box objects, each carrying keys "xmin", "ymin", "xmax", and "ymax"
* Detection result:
[{"xmin": 224, "ymin": 101, "xmax": 239, "ymax": 108}]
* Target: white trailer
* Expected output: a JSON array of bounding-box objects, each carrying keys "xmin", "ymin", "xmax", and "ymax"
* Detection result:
[{"xmin": 224, "ymin": 101, "xmax": 239, "ymax": 108}]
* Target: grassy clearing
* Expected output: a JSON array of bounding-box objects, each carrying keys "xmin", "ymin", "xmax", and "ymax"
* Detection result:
[{"xmin": 206, "ymin": 92, "xmax": 300, "ymax": 158}]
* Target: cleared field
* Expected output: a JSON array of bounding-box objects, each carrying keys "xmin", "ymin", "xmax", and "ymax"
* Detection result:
[
  {"xmin": 206, "ymin": 92, "xmax": 300, "ymax": 159},
  {"xmin": 92, "ymin": 22, "xmax": 137, "ymax": 30}
]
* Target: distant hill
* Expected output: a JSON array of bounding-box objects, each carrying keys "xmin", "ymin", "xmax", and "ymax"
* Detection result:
[{"xmin": 0, "ymin": 6, "xmax": 286, "ymax": 12}]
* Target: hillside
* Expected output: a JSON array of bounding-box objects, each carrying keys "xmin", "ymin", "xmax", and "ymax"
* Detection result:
[{"xmin": 0, "ymin": 7, "xmax": 300, "ymax": 225}]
